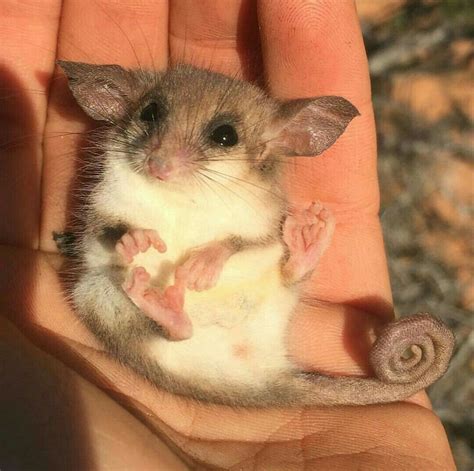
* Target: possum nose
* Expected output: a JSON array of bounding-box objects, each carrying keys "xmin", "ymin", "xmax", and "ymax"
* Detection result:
[{"xmin": 148, "ymin": 159, "xmax": 173, "ymax": 181}]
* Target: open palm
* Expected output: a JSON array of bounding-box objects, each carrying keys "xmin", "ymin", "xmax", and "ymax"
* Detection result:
[{"xmin": 0, "ymin": 0, "xmax": 454, "ymax": 469}]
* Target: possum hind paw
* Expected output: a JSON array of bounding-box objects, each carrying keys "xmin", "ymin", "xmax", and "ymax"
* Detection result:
[{"xmin": 123, "ymin": 267, "xmax": 193, "ymax": 341}]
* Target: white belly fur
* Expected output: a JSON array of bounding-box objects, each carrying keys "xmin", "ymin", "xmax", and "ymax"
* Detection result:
[
  {"xmin": 92, "ymin": 160, "xmax": 296, "ymax": 387},
  {"xmin": 146, "ymin": 245, "xmax": 297, "ymax": 387}
]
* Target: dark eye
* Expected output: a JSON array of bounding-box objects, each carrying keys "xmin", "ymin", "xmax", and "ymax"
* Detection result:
[
  {"xmin": 210, "ymin": 124, "xmax": 238, "ymax": 147},
  {"xmin": 140, "ymin": 102, "xmax": 159, "ymax": 123}
]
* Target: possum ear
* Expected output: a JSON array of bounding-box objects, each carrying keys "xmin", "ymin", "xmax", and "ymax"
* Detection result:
[
  {"xmin": 57, "ymin": 61, "xmax": 134, "ymax": 123},
  {"xmin": 264, "ymin": 96, "xmax": 359, "ymax": 157}
]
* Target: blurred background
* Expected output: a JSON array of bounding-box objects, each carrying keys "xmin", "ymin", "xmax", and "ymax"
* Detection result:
[{"xmin": 356, "ymin": 0, "xmax": 473, "ymax": 469}]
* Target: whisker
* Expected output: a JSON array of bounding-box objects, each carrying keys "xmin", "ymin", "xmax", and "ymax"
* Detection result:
[
  {"xmin": 197, "ymin": 156, "xmax": 307, "ymax": 169},
  {"xmin": 199, "ymin": 167, "xmax": 271, "ymax": 210},
  {"xmin": 197, "ymin": 169, "xmax": 258, "ymax": 213},
  {"xmin": 202, "ymin": 167, "xmax": 285, "ymax": 201},
  {"xmin": 194, "ymin": 170, "xmax": 232, "ymax": 212}
]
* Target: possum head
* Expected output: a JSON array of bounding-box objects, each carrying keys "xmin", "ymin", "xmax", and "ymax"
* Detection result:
[{"xmin": 58, "ymin": 61, "xmax": 359, "ymax": 183}]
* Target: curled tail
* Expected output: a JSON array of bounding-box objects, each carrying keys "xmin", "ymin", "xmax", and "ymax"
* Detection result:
[{"xmin": 299, "ymin": 313, "xmax": 455, "ymax": 406}]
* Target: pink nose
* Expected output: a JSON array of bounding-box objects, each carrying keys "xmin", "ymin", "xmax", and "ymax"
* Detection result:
[{"xmin": 148, "ymin": 159, "xmax": 173, "ymax": 181}]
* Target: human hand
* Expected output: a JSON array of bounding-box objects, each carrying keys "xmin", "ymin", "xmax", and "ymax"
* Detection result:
[{"xmin": 0, "ymin": 0, "xmax": 455, "ymax": 468}]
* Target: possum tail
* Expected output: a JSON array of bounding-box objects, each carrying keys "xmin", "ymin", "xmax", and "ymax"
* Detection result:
[{"xmin": 297, "ymin": 313, "xmax": 455, "ymax": 406}]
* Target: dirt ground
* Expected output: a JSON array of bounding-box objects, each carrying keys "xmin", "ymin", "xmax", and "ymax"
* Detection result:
[{"xmin": 356, "ymin": 0, "xmax": 473, "ymax": 469}]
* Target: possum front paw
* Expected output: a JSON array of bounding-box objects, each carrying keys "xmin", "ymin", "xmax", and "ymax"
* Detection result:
[
  {"xmin": 115, "ymin": 228, "xmax": 167, "ymax": 264},
  {"xmin": 123, "ymin": 266, "xmax": 193, "ymax": 340},
  {"xmin": 282, "ymin": 201, "xmax": 335, "ymax": 283},
  {"xmin": 175, "ymin": 242, "xmax": 233, "ymax": 292}
]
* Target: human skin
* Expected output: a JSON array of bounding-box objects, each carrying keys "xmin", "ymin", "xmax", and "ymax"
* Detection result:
[{"xmin": 0, "ymin": 0, "xmax": 455, "ymax": 469}]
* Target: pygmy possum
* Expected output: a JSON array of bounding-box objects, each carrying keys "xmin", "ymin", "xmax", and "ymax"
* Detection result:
[{"xmin": 54, "ymin": 61, "xmax": 455, "ymax": 406}]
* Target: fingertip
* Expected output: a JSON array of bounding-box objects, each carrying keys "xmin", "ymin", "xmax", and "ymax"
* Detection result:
[{"xmin": 258, "ymin": 0, "xmax": 370, "ymax": 103}]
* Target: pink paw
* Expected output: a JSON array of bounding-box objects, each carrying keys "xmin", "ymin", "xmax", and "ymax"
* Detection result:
[
  {"xmin": 175, "ymin": 243, "xmax": 232, "ymax": 291},
  {"xmin": 283, "ymin": 201, "xmax": 335, "ymax": 282},
  {"xmin": 123, "ymin": 267, "xmax": 192, "ymax": 340},
  {"xmin": 115, "ymin": 229, "xmax": 166, "ymax": 264}
]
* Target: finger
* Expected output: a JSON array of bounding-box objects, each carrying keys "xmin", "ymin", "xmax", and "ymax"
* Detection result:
[
  {"xmin": 259, "ymin": 0, "xmax": 371, "ymax": 100},
  {"xmin": 57, "ymin": 1, "xmax": 169, "ymax": 70},
  {"xmin": 169, "ymin": 0, "xmax": 262, "ymax": 79},
  {"xmin": 0, "ymin": 1, "xmax": 62, "ymax": 248},
  {"xmin": 40, "ymin": 0, "xmax": 169, "ymax": 251},
  {"xmin": 259, "ymin": 0, "xmax": 391, "ymax": 307},
  {"xmin": 258, "ymin": 0, "xmax": 377, "ymax": 212}
]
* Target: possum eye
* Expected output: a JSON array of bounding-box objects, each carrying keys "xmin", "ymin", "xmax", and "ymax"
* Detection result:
[
  {"xmin": 210, "ymin": 124, "xmax": 238, "ymax": 147},
  {"xmin": 140, "ymin": 102, "xmax": 160, "ymax": 123}
]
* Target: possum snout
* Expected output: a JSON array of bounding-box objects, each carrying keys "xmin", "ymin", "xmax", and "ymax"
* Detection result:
[
  {"xmin": 147, "ymin": 146, "xmax": 195, "ymax": 181},
  {"xmin": 148, "ymin": 158, "xmax": 174, "ymax": 181}
]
